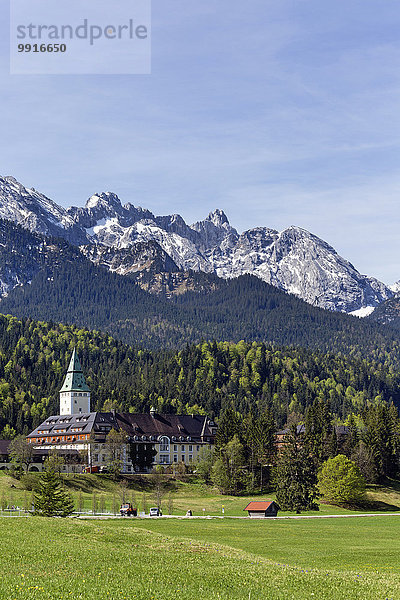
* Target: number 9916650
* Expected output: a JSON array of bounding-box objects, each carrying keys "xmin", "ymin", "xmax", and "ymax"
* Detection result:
[{"xmin": 18, "ymin": 43, "xmax": 67, "ymax": 53}]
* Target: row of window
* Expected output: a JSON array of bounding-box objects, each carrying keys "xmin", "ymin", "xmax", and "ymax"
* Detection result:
[
  {"xmin": 52, "ymin": 427, "xmax": 85, "ymax": 434},
  {"xmin": 159, "ymin": 454, "xmax": 193, "ymax": 464},
  {"xmin": 30, "ymin": 435, "xmax": 89, "ymax": 444},
  {"xmin": 160, "ymin": 443, "xmax": 200, "ymax": 452}
]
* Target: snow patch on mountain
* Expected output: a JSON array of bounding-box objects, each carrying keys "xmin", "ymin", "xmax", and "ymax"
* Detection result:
[
  {"xmin": 350, "ymin": 306, "xmax": 376, "ymax": 318},
  {"xmin": 0, "ymin": 176, "xmax": 87, "ymax": 244},
  {"xmin": 0, "ymin": 175, "xmax": 394, "ymax": 314},
  {"xmin": 205, "ymin": 225, "xmax": 392, "ymax": 313},
  {"xmin": 390, "ymin": 281, "xmax": 400, "ymax": 293},
  {"xmin": 103, "ymin": 221, "xmax": 210, "ymax": 272}
]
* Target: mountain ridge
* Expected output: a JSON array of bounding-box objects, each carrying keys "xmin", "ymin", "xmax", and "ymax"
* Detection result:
[{"xmin": 0, "ymin": 175, "xmax": 394, "ymax": 313}]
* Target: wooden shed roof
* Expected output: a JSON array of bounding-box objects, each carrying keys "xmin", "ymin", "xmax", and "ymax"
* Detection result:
[{"xmin": 244, "ymin": 501, "xmax": 275, "ymax": 511}]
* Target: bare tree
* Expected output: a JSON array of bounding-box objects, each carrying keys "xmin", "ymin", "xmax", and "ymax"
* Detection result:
[
  {"xmin": 151, "ymin": 468, "xmax": 167, "ymax": 510},
  {"xmin": 105, "ymin": 428, "xmax": 127, "ymax": 478},
  {"xmin": 44, "ymin": 449, "xmax": 65, "ymax": 476},
  {"xmin": 9, "ymin": 436, "xmax": 35, "ymax": 472}
]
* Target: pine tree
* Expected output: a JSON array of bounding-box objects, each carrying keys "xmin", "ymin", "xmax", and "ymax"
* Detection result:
[
  {"xmin": 34, "ymin": 470, "xmax": 74, "ymax": 517},
  {"xmin": 275, "ymin": 425, "xmax": 319, "ymax": 513},
  {"xmin": 304, "ymin": 399, "xmax": 332, "ymax": 465},
  {"xmin": 211, "ymin": 435, "xmax": 248, "ymax": 495},
  {"xmin": 214, "ymin": 408, "xmax": 242, "ymax": 453}
]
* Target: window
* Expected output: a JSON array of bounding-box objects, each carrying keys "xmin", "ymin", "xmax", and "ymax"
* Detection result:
[
  {"xmin": 196, "ymin": 445, "xmax": 200, "ymax": 452},
  {"xmin": 174, "ymin": 455, "xmax": 178, "ymax": 462},
  {"xmin": 94, "ymin": 454, "xmax": 99, "ymax": 461},
  {"xmin": 173, "ymin": 445, "xmax": 178, "ymax": 452},
  {"xmin": 159, "ymin": 437, "xmax": 170, "ymax": 452},
  {"xmin": 189, "ymin": 456, "xmax": 193, "ymax": 462},
  {"xmin": 189, "ymin": 445, "xmax": 192, "ymax": 452},
  {"xmin": 159, "ymin": 455, "xmax": 169, "ymax": 464},
  {"xmin": 181, "ymin": 445, "xmax": 185, "ymax": 452}
]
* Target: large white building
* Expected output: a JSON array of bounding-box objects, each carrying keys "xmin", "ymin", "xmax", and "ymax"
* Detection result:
[{"xmin": 27, "ymin": 350, "xmax": 217, "ymax": 473}]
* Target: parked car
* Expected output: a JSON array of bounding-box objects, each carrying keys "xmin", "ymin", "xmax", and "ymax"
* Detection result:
[
  {"xmin": 120, "ymin": 503, "xmax": 137, "ymax": 517},
  {"xmin": 149, "ymin": 507, "xmax": 162, "ymax": 517}
]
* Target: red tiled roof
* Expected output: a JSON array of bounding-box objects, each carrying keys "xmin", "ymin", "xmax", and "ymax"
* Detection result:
[{"xmin": 244, "ymin": 501, "xmax": 274, "ymax": 511}]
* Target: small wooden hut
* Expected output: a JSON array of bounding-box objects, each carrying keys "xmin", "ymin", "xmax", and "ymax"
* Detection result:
[{"xmin": 244, "ymin": 501, "xmax": 280, "ymax": 518}]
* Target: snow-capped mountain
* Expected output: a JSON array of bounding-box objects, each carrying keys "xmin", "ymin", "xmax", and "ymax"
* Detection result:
[
  {"xmin": 0, "ymin": 175, "xmax": 394, "ymax": 313},
  {"xmin": 80, "ymin": 240, "xmax": 179, "ymax": 276},
  {"xmin": 0, "ymin": 176, "xmax": 87, "ymax": 244},
  {"xmin": 390, "ymin": 280, "xmax": 400, "ymax": 294},
  {"xmin": 203, "ymin": 225, "xmax": 391, "ymax": 313}
]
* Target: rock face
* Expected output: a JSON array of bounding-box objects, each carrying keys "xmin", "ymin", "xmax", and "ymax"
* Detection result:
[
  {"xmin": 205, "ymin": 225, "xmax": 391, "ymax": 313},
  {"xmin": 79, "ymin": 240, "xmax": 179, "ymax": 276},
  {"xmin": 0, "ymin": 218, "xmax": 84, "ymax": 297},
  {"xmin": 0, "ymin": 175, "xmax": 393, "ymax": 312},
  {"xmin": 0, "ymin": 176, "xmax": 88, "ymax": 244}
]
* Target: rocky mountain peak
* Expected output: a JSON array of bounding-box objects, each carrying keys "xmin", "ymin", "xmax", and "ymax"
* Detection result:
[
  {"xmin": 0, "ymin": 175, "xmax": 394, "ymax": 314},
  {"xmin": 85, "ymin": 192, "xmax": 122, "ymax": 211},
  {"xmin": 390, "ymin": 280, "xmax": 400, "ymax": 294},
  {"xmin": 0, "ymin": 175, "xmax": 88, "ymax": 244},
  {"xmin": 206, "ymin": 208, "xmax": 230, "ymax": 227}
]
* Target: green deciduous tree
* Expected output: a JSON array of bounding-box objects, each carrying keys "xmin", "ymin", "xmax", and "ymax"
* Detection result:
[
  {"xmin": 195, "ymin": 446, "xmax": 215, "ymax": 484},
  {"xmin": 318, "ymin": 454, "xmax": 366, "ymax": 505},
  {"xmin": 1, "ymin": 424, "xmax": 16, "ymax": 440}
]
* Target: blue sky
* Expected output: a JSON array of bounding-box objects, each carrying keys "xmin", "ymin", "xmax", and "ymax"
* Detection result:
[{"xmin": 0, "ymin": 0, "xmax": 399, "ymax": 283}]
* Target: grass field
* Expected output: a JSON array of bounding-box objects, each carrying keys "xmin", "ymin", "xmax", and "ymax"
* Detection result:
[
  {"xmin": 0, "ymin": 516, "xmax": 399, "ymax": 599},
  {"xmin": 2, "ymin": 471, "xmax": 400, "ymax": 517}
]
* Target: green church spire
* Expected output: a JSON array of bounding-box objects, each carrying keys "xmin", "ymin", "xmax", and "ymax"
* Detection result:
[{"xmin": 60, "ymin": 349, "xmax": 90, "ymax": 393}]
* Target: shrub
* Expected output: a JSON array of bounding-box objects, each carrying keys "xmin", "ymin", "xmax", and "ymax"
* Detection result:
[{"xmin": 20, "ymin": 473, "xmax": 40, "ymax": 491}]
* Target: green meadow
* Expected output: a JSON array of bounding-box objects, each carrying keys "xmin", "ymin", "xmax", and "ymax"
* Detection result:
[
  {"xmin": 0, "ymin": 516, "xmax": 400, "ymax": 599},
  {"xmin": 2, "ymin": 471, "xmax": 400, "ymax": 516},
  {"xmin": 1, "ymin": 472, "xmax": 400, "ymax": 599}
]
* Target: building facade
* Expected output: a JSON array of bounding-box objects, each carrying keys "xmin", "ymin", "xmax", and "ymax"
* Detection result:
[
  {"xmin": 59, "ymin": 349, "xmax": 90, "ymax": 415},
  {"xmin": 26, "ymin": 350, "xmax": 216, "ymax": 473}
]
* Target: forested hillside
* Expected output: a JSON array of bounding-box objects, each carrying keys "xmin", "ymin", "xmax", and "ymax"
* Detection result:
[
  {"xmin": 1, "ymin": 232, "xmax": 400, "ymax": 359},
  {"xmin": 0, "ymin": 314, "xmax": 399, "ymax": 437},
  {"xmin": 369, "ymin": 296, "xmax": 400, "ymax": 330}
]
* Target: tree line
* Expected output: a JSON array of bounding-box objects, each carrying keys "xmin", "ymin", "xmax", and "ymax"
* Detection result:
[
  {"xmin": 202, "ymin": 400, "xmax": 400, "ymax": 509},
  {"xmin": 1, "ymin": 218, "xmax": 400, "ymax": 356},
  {"xmin": 1, "ymin": 315, "xmax": 400, "ymax": 437}
]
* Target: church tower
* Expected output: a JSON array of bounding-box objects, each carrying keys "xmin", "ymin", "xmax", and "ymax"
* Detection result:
[{"xmin": 59, "ymin": 349, "xmax": 91, "ymax": 415}]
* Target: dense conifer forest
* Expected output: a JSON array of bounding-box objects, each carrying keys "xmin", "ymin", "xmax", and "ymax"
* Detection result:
[
  {"xmin": 1, "ymin": 230, "xmax": 400, "ymax": 358},
  {"xmin": 0, "ymin": 313, "xmax": 400, "ymax": 438}
]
